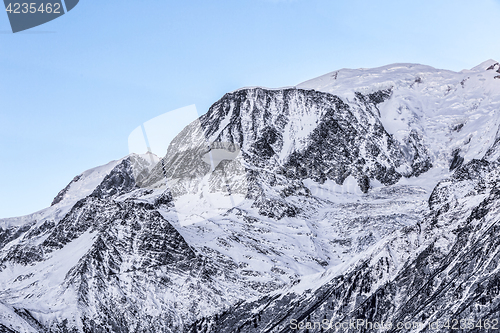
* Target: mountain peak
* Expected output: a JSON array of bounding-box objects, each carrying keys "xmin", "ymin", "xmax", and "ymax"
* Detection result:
[{"xmin": 469, "ymin": 59, "xmax": 499, "ymax": 71}]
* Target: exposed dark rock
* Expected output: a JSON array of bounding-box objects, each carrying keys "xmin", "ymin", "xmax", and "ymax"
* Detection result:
[
  {"xmin": 52, "ymin": 174, "xmax": 82, "ymax": 206},
  {"xmin": 449, "ymin": 148, "xmax": 464, "ymax": 171}
]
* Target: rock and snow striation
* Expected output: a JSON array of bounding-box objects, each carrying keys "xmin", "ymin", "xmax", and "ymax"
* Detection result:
[{"xmin": 1, "ymin": 60, "xmax": 500, "ymax": 332}]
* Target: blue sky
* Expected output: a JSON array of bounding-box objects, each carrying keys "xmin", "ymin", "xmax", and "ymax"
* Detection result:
[{"xmin": 1, "ymin": 0, "xmax": 500, "ymax": 218}]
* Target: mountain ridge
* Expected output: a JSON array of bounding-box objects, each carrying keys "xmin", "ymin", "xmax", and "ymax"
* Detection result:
[{"xmin": 0, "ymin": 60, "xmax": 499, "ymax": 332}]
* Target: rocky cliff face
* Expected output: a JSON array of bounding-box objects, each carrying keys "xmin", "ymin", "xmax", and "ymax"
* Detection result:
[
  {"xmin": 1, "ymin": 60, "xmax": 500, "ymax": 332},
  {"xmin": 140, "ymin": 86, "xmax": 431, "ymax": 222}
]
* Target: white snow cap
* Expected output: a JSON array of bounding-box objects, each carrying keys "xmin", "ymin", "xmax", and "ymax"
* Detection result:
[{"xmin": 469, "ymin": 59, "xmax": 499, "ymax": 72}]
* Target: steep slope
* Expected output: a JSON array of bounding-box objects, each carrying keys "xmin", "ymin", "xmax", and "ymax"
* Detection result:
[
  {"xmin": 0, "ymin": 158, "xmax": 124, "ymax": 260},
  {"xmin": 140, "ymin": 86, "xmax": 432, "ymax": 225},
  {"xmin": 195, "ymin": 158, "xmax": 500, "ymax": 333}
]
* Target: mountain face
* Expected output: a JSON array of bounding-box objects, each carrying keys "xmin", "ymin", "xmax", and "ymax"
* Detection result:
[
  {"xmin": 200, "ymin": 88, "xmax": 429, "ymax": 187},
  {"xmin": 1, "ymin": 60, "xmax": 500, "ymax": 332}
]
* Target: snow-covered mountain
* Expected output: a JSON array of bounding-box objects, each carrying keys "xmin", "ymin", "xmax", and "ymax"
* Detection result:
[{"xmin": 1, "ymin": 60, "xmax": 500, "ymax": 332}]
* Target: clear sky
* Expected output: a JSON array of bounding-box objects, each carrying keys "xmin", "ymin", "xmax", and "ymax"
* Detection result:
[{"xmin": 1, "ymin": 0, "xmax": 500, "ymax": 218}]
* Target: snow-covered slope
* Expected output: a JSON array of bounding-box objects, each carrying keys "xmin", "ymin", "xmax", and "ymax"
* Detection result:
[
  {"xmin": 1, "ymin": 60, "xmax": 500, "ymax": 332},
  {"xmin": 199, "ymin": 159, "xmax": 500, "ymax": 333},
  {"xmin": 0, "ymin": 158, "xmax": 123, "ymax": 229},
  {"xmin": 299, "ymin": 59, "xmax": 500, "ymax": 173}
]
